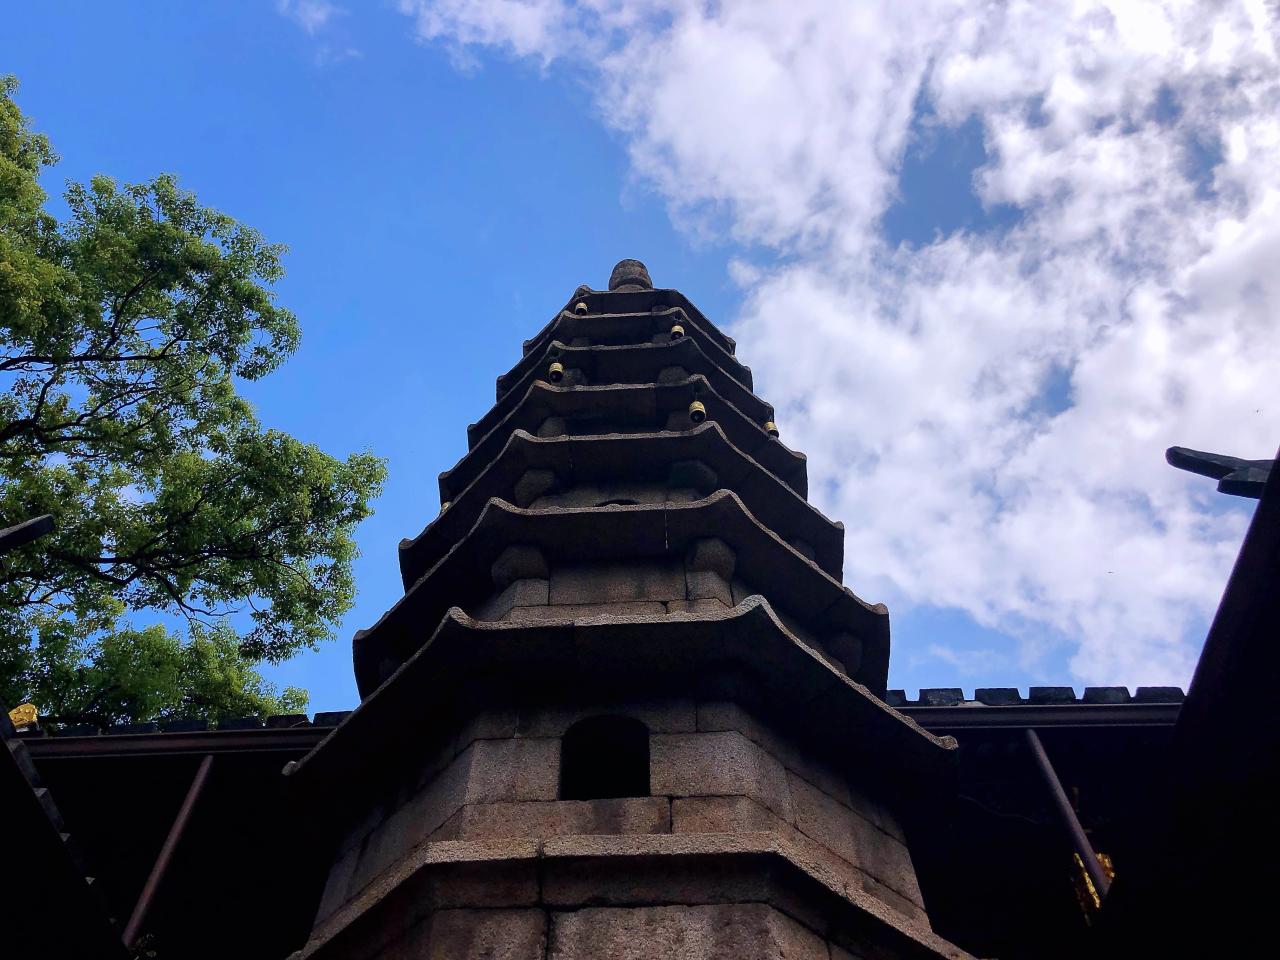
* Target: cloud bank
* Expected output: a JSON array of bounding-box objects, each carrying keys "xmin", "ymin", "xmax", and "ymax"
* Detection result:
[{"xmin": 398, "ymin": 0, "xmax": 1280, "ymax": 685}]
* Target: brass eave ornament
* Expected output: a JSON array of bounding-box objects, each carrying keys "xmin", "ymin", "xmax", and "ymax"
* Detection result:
[
  {"xmin": 688, "ymin": 400, "xmax": 707, "ymax": 424},
  {"xmin": 763, "ymin": 420, "xmax": 780, "ymax": 438},
  {"xmin": 573, "ymin": 301, "xmax": 589, "ymax": 315},
  {"xmin": 670, "ymin": 324, "xmax": 685, "ymax": 340},
  {"xmin": 8, "ymin": 702, "xmax": 38, "ymax": 729},
  {"xmin": 548, "ymin": 361, "xmax": 565, "ymax": 383}
]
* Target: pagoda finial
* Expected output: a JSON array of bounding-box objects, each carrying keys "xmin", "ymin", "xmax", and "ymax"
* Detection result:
[{"xmin": 608, "ymin": 258, "xmax": 652, "ymax": 291}]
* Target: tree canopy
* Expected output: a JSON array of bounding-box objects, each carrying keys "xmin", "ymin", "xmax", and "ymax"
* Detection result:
[{"xmin": 0, "ymin": 76, "xmax": 386, "ymax": 726}]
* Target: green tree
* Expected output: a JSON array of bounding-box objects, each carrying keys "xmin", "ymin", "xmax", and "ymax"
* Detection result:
[{"xmin": 0, "ymin": 77, "xmax": 386, "ymax": 726}]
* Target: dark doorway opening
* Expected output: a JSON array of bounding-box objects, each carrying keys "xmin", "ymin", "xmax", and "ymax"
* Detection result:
[{"xmin": 559, "ymin": 715, "xmax": 651, "ymax": 800}]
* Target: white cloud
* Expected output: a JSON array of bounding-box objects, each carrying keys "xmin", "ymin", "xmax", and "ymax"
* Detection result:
[
  {"xmin": 397, "ymin": 0, "xmax": 1280, "ymax": 685},
  {"xmin": 277, "ymin": 0, "xmax": 342, "ymax": 35}
]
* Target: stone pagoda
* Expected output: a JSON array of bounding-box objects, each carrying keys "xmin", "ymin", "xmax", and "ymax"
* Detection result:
[{"xmin": 286, "ymin": 260, "xmax": 972, "ymax": 959}]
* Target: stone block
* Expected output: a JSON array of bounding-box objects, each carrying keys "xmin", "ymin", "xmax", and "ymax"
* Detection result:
[
  {"xmin": 650, "ymin": 731, "xmax": 793, "ymax": 822},
  {"xmin": 1082, "ymin": 686, "xmax": 1131, "ymax": 704},
  {"xmin": 491, "ymin": 545, "xmax": 549, "ymax": 588},
  {"xmin": 667, "ymin": 598, "xmax": 731, "ymax": 615},
  {"xmin": 395, "ymin": 908, "xmax": 546, "ymax": 960},
  {"xmin": 859, "ymin": 874, "xmax": 930, "ymax": 927},
  {"xmin": 425, "ymin": 842, "xmax": 543, "ymax": 909},
  {"xmin": 516, "ymin": 699, "xmax": 696, "ymax": 736},
  {"xmin": 537, "ymin": 416, "xmax": 567, "ymax": 438},
  {"xmin": 1029, "ymin": 686, "xmax": 1077, "ymax": 704},
  {"xmin": 540, "ymin": 835, "xmax": 778, "ymax": 908},
  {"xmin": 730, "ymin": 578, "xmax": 757, "ymax": 605},
  {"xmin": 457, "ymin": 797, "xmax": 671, "ymax": 840},
  {"xmin": 451, "ymin": 710, "xmax": 521, "ymax": 756},
  {"xmin": 549, "ymin": 561, "xmax": 687, "ymax": 605},
  {"xmin": 685, "ymin": 569, "xmax": 733, "ymax": 604},
  {"xmin": 685, "ymin": 537, "xmax": 735, "ymax": 578},
  {"xmin": 548, "ymin": 903, "xmax": 828, "ymax": 960},
  {"xmin": 695, "ymin": 701, "xmax": 861, "ymax": 815},
  {"xmin": 668, "ymin": 797, "xmax": 889, "ymax": 918},
  {"xmin": 658, "ymin": 365, "xmax": 690, "ymax": 383},
  {"xmin": 668, "ymin": 459, "xmax": 718, "ymax": 494},
  {"xmin": 464, "ymin": 737, "xmax": 560, "ymax": 803},
  {"xmin": 473, "ymin": 578, "xmax": 549, "ymax": 620},
  {"xmin": 665, "ymin": 410, "xmax": 694, "ymax": 431},
  {"xmin": 855, "ymin": 823, "xmax": 925, "ymax": 909},
  {"xmin": 313, "ymin": 710, "xmax": 352, "ymax": 727},
  {"xmin": 827, "ymin": 633, "xmax": 862, "ymax": 676},
  {"xmin": 425, "ymin": 808, "xmax": 463, "ymax": 842},
  {"xmin": 787, "ymin": 771, "xmax": 865, "ymax": 867},
  {"xmin": 672, "ymin": 795, "xmax": 775, "ymax": 834},
  {"xmin": 315, "ymin": 843, "xmax": 359, "ymax": 923},
  {"xmin": 664, "ymin": 486, "xmax": 702, "ymax": 503},
  {"xmin": 918, "ymin": 688, "xmax": 963, "ymax": 707},
  {"xmin": 974, "ymin": 687, "xmax": 1023, "ymax": 705},
  {"xmin": 1135, "ymin": 686, "xmax": 1184, "ymax": 703},
  {"xmin": 505, "ymin": 601, "xmax": 667, "ymax": 622},
  {"xmin": 350, "ymin": 749, "xmax": 474, "ymax": 893},
  {"xmin": 512, "ymin": 468, "xmax": 559, "ymax": 507},
  {"xmin": 789, "ymin": 538, "xmax": 817, "ymax": 561}
]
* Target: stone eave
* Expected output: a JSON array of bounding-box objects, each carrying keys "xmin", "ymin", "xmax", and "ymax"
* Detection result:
[
  {"xmin": 511, "ymin": 305, "xmax": 751, "ymax": 392},
  {"xmin": 355, "ymin": 491, "xmax": 886, "ymax": 695},
  {"xmin": 441, "ymin": 377, "xmax": 807, "ymax": 501},
  {"xmin": 296, "ymin": 837, "xmax": 973, "ymax": 960},
  {"xmin": 304, "ymin": 599, "xmax": 949, "ymax": 804},
  {"xmin": 527, "ymin": 286, "xmax": 737, "ymax": 357},
  {"xmin": 400, "ymin": 423, "xmax": 844, "ymax": 587},
  {"xmin": 480, "ymin": 335, "xmax": 770, "ymax": 444}
]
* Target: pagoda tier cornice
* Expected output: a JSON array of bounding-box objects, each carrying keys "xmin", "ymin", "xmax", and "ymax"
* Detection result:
[
  {"xmin": 440, "ymin": 377, "xmax": 807, "ymax": 501},
  {"xmin": 530, "ymin": 286, "xmax": 737, "ymax": 357},
  {"xmin": 512, "ymin": 305, "xmax": 751, "ymax": 391},
  {"xmin": 400, "ymin": 423, "xmax": 845, "ymax": 587},
  {"xmin": 477, "ymin": 336, "xmax": 771, "ymax": 446},
  {"xmin": 304, "ymin": 600, "xmax": 948, "ymax": 802},
  {"xmin": 355, "ymin": 491, "xmax": 887, "ymax": 696}
]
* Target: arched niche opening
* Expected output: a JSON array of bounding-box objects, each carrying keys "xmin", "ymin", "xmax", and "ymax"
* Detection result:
[{"xmin": 559, "ymin": 715, "xmax": 651, "ymax": 800}]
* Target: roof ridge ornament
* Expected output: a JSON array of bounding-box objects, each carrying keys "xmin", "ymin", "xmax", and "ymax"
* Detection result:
[
  {"xmin": 1166, "ymin": 446, "xmax": 1273, "ymax": 498},
  {"xmin": 608, "ymin": 258, "xmax": 652, "ymax": 291}
]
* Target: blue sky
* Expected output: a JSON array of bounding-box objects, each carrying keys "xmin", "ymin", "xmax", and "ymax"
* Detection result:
[{"xmin": 4, "ymin": 2, "xmax": 1271, "ymax": 711}]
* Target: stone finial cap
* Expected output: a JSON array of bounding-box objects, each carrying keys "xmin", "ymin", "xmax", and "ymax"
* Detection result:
[{"xmin": 609, "ymin": 259, "xmax": 653, "ymax": 291}]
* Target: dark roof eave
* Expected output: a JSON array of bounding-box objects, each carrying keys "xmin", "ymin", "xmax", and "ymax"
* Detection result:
[
  {"xmin": 401, "ymin": 423, "xmax": 844, "ymax": 586},
  {"xmin": 358, "ymin": 490, "xmax": 885, "ymax": 695},
  {"xmin": 297, "ymin": 600, "xmax": 953, "ymax": 806}
]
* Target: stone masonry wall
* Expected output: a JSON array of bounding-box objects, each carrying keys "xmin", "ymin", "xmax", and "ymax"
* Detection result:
[
  {"xmin": 372, "ymin": 902, "xmax": 852, "ymax": 960},
  {"xmin": 469, "ymin": 539, "xmax": 852, "ymax": 675},
  {"xmin": 315, "ymin": 698, "xmax": 926, "ymax": 932}
]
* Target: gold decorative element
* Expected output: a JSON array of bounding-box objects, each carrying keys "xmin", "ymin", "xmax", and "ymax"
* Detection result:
[
  {"xmin": 688, "ymin": 400, "xmax": 707, "ymax": 424},
  {"xmin": 440, "ymin": 501, "xmax": 451, "ymax": 513},
  {"xmin": 1071, "ymin": 851, "xmax": 1115, "ymax": 920},
  {"xmin": 8, "ymin": 702, "xmax": 37, "ymax": 728},
  {"xmin": 573, "ymin": 301, "xmax": 589, "ymax": 315},
  {"xmin": 548, "ymin": 361, "xmax": 565, "ymax": 383},
  {"xmin": 763, "ymin": 420, "xmax": 780, "ymax": 438},
  {"xmin": 669, "ymin": 324, "xmax": 685, "ymax": 340}
]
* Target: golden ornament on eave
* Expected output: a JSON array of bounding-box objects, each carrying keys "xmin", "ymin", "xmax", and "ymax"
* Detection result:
[{"xmin": 8, "ymin": 702, "xmax": 38, "ymax": 728}]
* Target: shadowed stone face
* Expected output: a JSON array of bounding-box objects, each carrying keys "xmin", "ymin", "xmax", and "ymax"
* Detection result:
[{"xmin": 609, "ymin": 258, "xmax": 653, "ymax": 291}]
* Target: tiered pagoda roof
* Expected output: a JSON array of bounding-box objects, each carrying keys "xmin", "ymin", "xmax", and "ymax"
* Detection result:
[{"xmin": 350, "ymin": 259, "xmax": 899, "ymax": 705}]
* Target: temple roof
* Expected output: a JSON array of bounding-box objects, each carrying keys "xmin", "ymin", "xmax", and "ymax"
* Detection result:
[
  {"xmin": 440, "ymin": 376, "xmax": 808, "ymax": 500},
  {"xmin": 402, "ymin": 424, "xmax": 844, "ymax": 586},
  {"xmin": 356, "ymin": 490, "xmax": 887, "ymax": 695}
]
